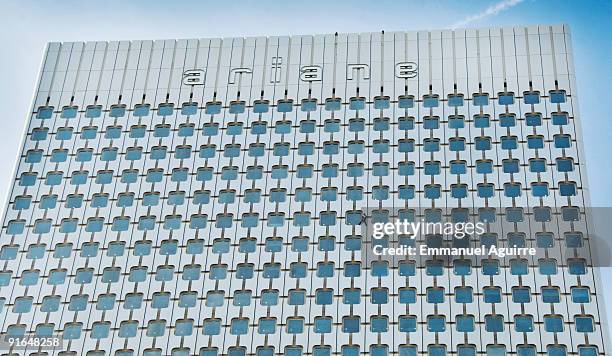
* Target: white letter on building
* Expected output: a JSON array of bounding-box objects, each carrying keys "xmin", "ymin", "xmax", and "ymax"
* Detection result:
[
  {"xmin": 229, "ymin": 68, "xmax": 253, "ymax": 84},
  {"xmin": 182, "ymin": 69, "xmax": 206, "ymax": 86},
  {"xmin": 300, "ymin": 65, "xmax": 322, "ymax": 82},
  {"xmin": 395, "ymin": 62, "xmax": 418, "ymax": 78},
  {"xmin": 347, "ymin": 64, "xmax": 370, "ymax": 80},
  {"xmin": 270, "ymin": 57, "xmax": 283, "ymax": 83}
]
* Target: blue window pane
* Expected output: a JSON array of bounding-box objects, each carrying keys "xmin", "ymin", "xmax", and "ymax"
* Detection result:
[
  {"xmin": 552, "ymin": 111, "xmax": 569, "ymax": 125},
  {"xmin": 550, "ymin": 89, "xmax": 566, "ymax": 103},
  {"xmin": 556, "ymin": 158, "xmax": 574, "ymax": 172},
  {"xmin": 63, "ymin": 323, "xmax": 83, "ymax": 340},
  {"xmin": 258, "ymin": 318, "xmax": 276, "ymax": 334},
  {"xmin": 75, "ymin": 147, "xmax": 94, "ymax": 162},
  {"xmin": 398, "ymin": 95, "xmax": 414, "ymax": 108},
  {"xmin": 398, "ymin": 315, "xmax": 417, "ymax": 332},
  {"xmin": 547, "ymin": 345, "xmax": 567, "ymax": 356},
  {"xmin": 575, "ymin": 316, "xmax": 594, "ymax": 332},
  {"xmin": 126, "ymin": 125, "xmax": 144, "ymax": 139},
  {"xmin": 260, "ymin": 289, "xmax": 278, "ymax": 306},
  {"xmin": 229, "ymin": 100, "xmax": 245, "ymax": 114},
  {"xmin": 448, "ymin": 115, "xmax": 464, "ymax": 129},
  {"xmin": 422, "ymin": 94, "xmax": 439, "ymax": 108},
  {"xmin": 277, "ymin": 99, "xmax": 293, "ymax": 113},
  {"xmin": 398, "ymin": 116, "xmax": 414, "ymax": 131},
  {"xmin": 50, "ymin": 149, "xmax": 68, "ymax": 163},
  {"xmin": 301, "ymin": 98, "xmax": 317, "ymax": 112},
  {"xmin": 200, "ymin": 144, "xmax": 217, "ymax": 159},
  {"xmin": 517, "ymin": 345, "xmax": 537, "ymax": 356},
  {"xmin": 91, "ymin": 193, "xmax": 108, "ymax": 208},
  {"xmin": 542, "ymin": 287, "xmax": 560, "ymax": 303},
  {"xmin": 525, "ymin": 112, "xmax": 542, "ymax": 126},
  {"xmin": 447, "ymin": 93, "xmax": 464, "ymax": 107},
  {"xmin": 456, "ymin": 315, "xmax": 474, "ymax": 332},
  {"xmin": 499, "ymin": 113, "xmax": 516, "ymax": 127},
  {"xmin": 523, "ymin": 90, "xmax": 540, "ymax": 104},
  {"xmin": 125, "ymin": 147, "xmax": 142, "ymax": 161},
  {"xmin": 531, "ymin": 182, "xmax": 549, "ymax": 197},
  {"xmin": 104, "ymin": 127, "xmax": 122, "ymax": 142},
  {"xmin": 203, "ymin": 123, "xmax": 219, "ymax": 136},
  {"xmin": 61, "ymin": 105, "xmax": 78, "ymax": 118},
  {"xmin": 426, "ymin": 287, "xmax": 445, "ymax": 304},
  {"xmin": 544, "ymin": 315, "xmax": 564, "ymax": 332},
  {"xmin": 423, "ymin": 116, "xmax": 439, "ymax": 129},
  {"xmin": 36, "ymin": 106, "xmax": 54, "ymax": 119},
  {"xmin": 13, "ymin": 195, "xmax": 32, "ymax": 211},
  {"xmin": 325, "ymin": 98, "xmax": 341, "ymax": 111},
  {"xmin": 203, "ymin": 319, "xmax": 221, "ymax": 335},
  {"xmin": 498, "ymin": 91, "xmax": 515, "ymax": 105},
  {"xmin": 349, "ymin": 97, "xmax": 365, "ymax": 110},
  {"xmin": 450, "ymin": 160, "xmax": 467, "ymax": 174},
  {"xmin": 485, "ymin": 315, "xmax": 504, "ymax": 332},
  {"xmin": 571, "ymin": 287, "xmax": 590, "ymax": 303},
  {"xmin": 56, "ymin": 127, "xmax": 73, "ymax": 140},
  {"xmin": 427, "ymin": 315, "xmax": 445, "ymax": 332},
  {"xmin": 474, "ymin": 114, "xmax": 490, "ymax": 128},
  {"xmin": 501, "ymin": 135, "xmax": 518, "ymax": 150},
  {"xmin": 133, "ymin": 103, "xmax": 150, "ymax": 117},
  {"xmin": 373, "ymin": 117, "xmax": 390, "ymax": 131},
  {"xmin": 342, "ymin": 316, "xmax": 360, "ymax": 333},
  {"xmin": 253, "ymin": 100, "xmax": 269, "ymax": 113},
  {"xmin": 455, "ymin": 286, "xmax": 473, "ymax": 303},
  {"xmin": 568, "ymin": 258, "xmax": 587, "ymax": 275},
  {"xmin": 109, "ymin": 104, "xmax": 126, "ymax": 117},
  {"xmin": 554, "ymin": 134, "xmax": 572, "ymax": 148},
  {"xmin": 31, "ymin": 127, "xmax": 48, "ymax": 141},
  {"xmin": 313, "ymin": 316, "xmax": 332, "ymax": 334},
  {"xmin": 374, "ymin": 96, "xmax": 390, "ymax": 109},
  {"xmin": 473, "ymin": 93, "xmax": 489, "ymax": 106},
  {"xmin": 578, "ymin": 346, "xmax": 598, "ymax": 356},
  {"xmin": 205, "ymin": 101, "xmax": 222, "ymax": 114},
  {"xmin": 180, "ymin": 102, "xmax": 198, "ymax": 115},
  {"xmin": 559, "ymin": 181, "xmax": 577, "ymax": 196}
]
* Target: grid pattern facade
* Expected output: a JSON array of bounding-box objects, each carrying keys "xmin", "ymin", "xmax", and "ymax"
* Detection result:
[{"xmin": 0, "ymin": 25, "xmax": 607, "ymax": 355}]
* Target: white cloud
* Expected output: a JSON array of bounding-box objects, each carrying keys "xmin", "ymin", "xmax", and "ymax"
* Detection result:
[{"xmin": 450, "ymin": 0, "xmax": 525, "ymax": 29}]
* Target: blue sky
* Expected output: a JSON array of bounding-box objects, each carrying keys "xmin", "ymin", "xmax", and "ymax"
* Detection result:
[{"xmin": 1, "ymin": 0, "xmax": 612, "ymax": 334}]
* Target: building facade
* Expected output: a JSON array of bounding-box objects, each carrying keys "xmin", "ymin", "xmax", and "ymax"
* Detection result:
[{"xmin": 0, "ymin": 25, "xmax": 608, "ymax": 355}]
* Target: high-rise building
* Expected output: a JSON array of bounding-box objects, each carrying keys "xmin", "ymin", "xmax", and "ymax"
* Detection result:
[{"xmin": 0, "ymin": 25, "xmax": 608, "ymax": 356}]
